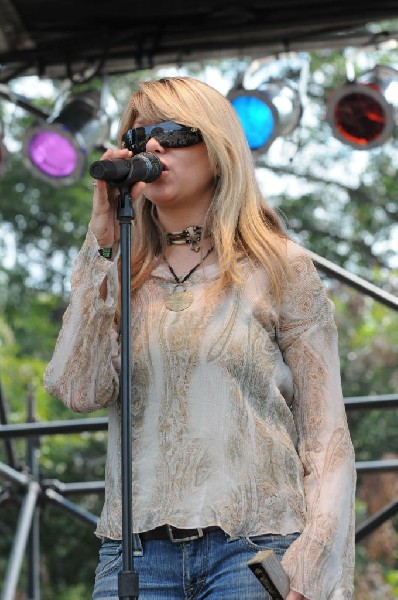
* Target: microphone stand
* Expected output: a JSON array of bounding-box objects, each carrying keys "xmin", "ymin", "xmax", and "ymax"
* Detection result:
[
  {"xmin": 90, "ymin": 152, "xmax": 161, "ymax": 599},
  {"xmin": 114, "ymin": 179, "xmax": 139, "ymax": 600}
]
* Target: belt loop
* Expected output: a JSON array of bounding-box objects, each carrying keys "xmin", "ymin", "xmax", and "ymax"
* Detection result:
[{"xmin": 133, "ymin": 532, "xmax": 143, "ymax": 556}]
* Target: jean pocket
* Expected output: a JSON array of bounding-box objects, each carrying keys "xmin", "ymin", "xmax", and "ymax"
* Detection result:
[
  {"xmin": 240, "ymin": 532, "xmax": 300, "ymax": 558},
  {"xmin": 95, "ymin": 540, "xmax": 123, "ymax": 579}
]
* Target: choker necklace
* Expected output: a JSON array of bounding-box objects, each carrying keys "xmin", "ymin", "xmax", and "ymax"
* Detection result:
[
  {"xmin": 163, "ymin": 246, "xmax": 214, "ymax": 312},
  {"xmin": 166, "ymin": 226, "xmax": 205, "ymax": 252}
]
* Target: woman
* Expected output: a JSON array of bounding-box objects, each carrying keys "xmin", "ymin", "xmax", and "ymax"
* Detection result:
[{"xmin": 44, "ymin": 76, "xmax": 356, "ymax": 599}]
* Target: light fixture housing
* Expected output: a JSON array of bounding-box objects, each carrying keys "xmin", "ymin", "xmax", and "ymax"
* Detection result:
[
  {"xmin": 326, "ymin": 65, "xmax": 398, "ymax": 150},
  {"xmin": 22, "ymin": 89, "xmax": 110, "ymax": 186},
  {"xmin": 0, "ymin": 124, "xmax": 9, "ymax": 177},
  {"xmin": 228, "ymin": 79, "xmax": 302, "ymax": 152}
]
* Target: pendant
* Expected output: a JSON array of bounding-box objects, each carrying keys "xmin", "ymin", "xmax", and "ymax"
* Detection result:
[{"xmin": 164, "ymin": 284, "xmax": 194, "ymax": 312}]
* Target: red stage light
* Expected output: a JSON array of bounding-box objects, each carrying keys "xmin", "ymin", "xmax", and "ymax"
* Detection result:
[{"xmin": 326, "ymin": 65, "xmax": 398, "ymax": 149}]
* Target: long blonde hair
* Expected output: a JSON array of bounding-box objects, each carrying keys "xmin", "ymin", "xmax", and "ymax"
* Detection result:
[{"xmin": 118, "ymin": 76, "xmax": 290, "ymax": 302}]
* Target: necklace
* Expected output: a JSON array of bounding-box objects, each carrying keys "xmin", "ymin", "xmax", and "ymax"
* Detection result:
[
  {"xmin": 163, "ymin": 246, "xmax": 214, "ymax": 312},
  {"xmin": 166, "ymin": 226, "xmax": 204, "ymax": 252}
]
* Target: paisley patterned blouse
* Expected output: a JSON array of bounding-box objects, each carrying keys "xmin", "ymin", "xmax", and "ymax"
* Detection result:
[{"xmin": 44, "ymin": 227, "xmax": 356, "ymax": 599}]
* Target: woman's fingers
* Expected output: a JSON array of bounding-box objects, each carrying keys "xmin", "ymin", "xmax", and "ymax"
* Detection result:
[
  {"xmin": 90, "ymin": 148, "xmax": 147, "ymax": 247},
  {"xmin": 286, "ymin": 591, "xmax": 304, "ymax": 600},
  {"xmin": 90, "ymin": 149, "xmax": 129, "ymax": 246},
  {"xmin": 131, "ymin": 181, "xmax": 146, "ymax": 200},
  {"xmin": 100, "ymin": 147, "xmax": 132, "ymax": 161}
]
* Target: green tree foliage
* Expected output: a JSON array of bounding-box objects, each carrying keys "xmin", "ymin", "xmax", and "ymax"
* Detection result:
[{"xmin": 0, "ymin": 49, "xmax": 397, "ymax": 597}]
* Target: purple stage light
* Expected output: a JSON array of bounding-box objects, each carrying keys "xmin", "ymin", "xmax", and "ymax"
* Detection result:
[
  {"xmin": 22, "ymin": 90, "xmax": 110, "ymax": 186},
  {"xmin": 28, "ymin": 129, "xmax": 78, "ymax": 177},
  {"xmin": 22, "ymin": 122, "xmax": 87, "ymax": 186}
]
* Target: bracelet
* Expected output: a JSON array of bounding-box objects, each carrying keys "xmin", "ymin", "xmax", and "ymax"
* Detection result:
[{"xmin": 98, "ymin": 247, "xmax": 112, "ymax": 259}]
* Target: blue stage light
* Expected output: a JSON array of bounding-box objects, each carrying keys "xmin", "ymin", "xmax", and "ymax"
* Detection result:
[
  {"xmin": 228, "ymin": 79, "xmax": 302, "ymax": 152},
  {"xmin": 229, "ymin": 92, "xmax": 278, "ymax": 150}
]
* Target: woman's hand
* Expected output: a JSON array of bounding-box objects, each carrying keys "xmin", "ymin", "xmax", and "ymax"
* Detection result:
[
  {"xmin": 286, "ymin": 590, "xmax": 309, "ymax": 600},
  {"xmin": 90, "ymin": 147, "xmax": 146, "ymax": 248}
]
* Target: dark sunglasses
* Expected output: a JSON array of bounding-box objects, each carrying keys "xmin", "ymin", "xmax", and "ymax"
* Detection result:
[{"xmin": 121, "ymin": 121, "xmax": 203, "ymax": 154}]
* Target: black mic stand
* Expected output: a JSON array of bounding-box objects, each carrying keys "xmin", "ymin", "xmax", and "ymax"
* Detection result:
[
  {"xmin": 114, "ymin": 180, "xmax": 139, "ymax": 600},
  {"xmin": 90, "ymin": 152, "xmax": 162, "ymax": 599}
]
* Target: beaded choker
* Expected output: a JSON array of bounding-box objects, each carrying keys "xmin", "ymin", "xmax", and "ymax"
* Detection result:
[{"xmin": 166, "ymin": 226, "xmax": 205, "ymax": 252}]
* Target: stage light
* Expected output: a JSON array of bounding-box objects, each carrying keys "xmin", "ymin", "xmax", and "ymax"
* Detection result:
[
  {"xmin": 326, "ymin": 65, "xmax": 398, "ymax": 150},
  {"xmin": 0, "ymin": 122, "xmax": 9, "ymax": 177},
  {"xmin": 22, "ymin": 89, "xmax": 111, "ymax": 186},
  {"xmin": 0, "ymin": 139, "xmax": 9, "ymax": 177},
  {"xmin": 228, "ymin": 79, "xmax": 302, "ymax": 151}
]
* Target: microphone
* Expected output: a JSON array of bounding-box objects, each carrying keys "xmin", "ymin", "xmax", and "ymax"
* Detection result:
[{"xmin": 89, "ymin": 152, "xmax": 163, "ymax": 184}]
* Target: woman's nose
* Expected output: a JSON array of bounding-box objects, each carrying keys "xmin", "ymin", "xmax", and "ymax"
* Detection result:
[{"xmin": 146, "ymin": 136, "xmax": 165, "ymax": 153}]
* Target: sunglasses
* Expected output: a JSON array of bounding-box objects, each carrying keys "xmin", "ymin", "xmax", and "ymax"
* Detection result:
[{"xmin": 121, "ymin": 121, "xmax": 203, "ymax": 154}]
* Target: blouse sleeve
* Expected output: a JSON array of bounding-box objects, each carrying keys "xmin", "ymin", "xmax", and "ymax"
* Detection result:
[
  {"xmin": 277, "ymin": 242, "xmax": 356, "ymax": 600},
  {"xmin": 43, "ymin": 227, "xmax": 120, "ymax": 413}
]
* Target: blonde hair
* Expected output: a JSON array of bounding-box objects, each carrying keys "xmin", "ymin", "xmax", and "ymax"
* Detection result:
[{"xmin": 118, "ymin": 76, "xmax": 290, "ymax": 302}]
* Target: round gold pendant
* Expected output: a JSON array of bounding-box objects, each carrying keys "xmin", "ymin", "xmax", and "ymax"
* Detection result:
[{"xmin": 164, "ymin": 287, "xmax": 194, "ymax": 311}]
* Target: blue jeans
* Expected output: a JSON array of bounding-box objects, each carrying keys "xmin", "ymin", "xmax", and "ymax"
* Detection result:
[{"xmin": 92, "ymin": 529, "xmax": 299, "ymax": 599}]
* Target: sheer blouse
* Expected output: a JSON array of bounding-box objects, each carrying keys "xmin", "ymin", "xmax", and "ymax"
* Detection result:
[{"xmin": 44, "ymin": 228, "xmax": 356, "ymax": 599}]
